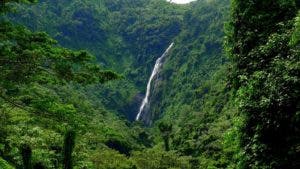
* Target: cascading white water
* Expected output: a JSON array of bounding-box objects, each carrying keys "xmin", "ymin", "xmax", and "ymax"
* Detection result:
[{"xmin": 136, "ymin": 43, "xmax": 174, "ymax": 121}]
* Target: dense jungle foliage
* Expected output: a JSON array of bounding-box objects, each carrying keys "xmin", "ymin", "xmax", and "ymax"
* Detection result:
[{"xmin": 0, "ymin": 0, "xmax": 299, "ymax": 168}]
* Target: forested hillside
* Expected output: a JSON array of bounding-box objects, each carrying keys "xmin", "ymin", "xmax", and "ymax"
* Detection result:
[
  {"xmin": 1, "ymin": 0, "xmax": 299, "ymax": 169},
  {"xmin": 226, "ymin": 1, "xmax": 300, "ymax": 168},
  {"xmin": 8, "ymin": 0, "xmax": 188, "ymax": 120}
]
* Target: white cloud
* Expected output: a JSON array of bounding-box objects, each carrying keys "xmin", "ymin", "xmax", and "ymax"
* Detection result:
[{"xmin": 167, "ymin": 0, "xmax": 196, "ymax": 4}]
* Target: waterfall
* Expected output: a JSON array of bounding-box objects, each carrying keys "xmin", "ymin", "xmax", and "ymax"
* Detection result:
[{"xmin": 136, "ymin": 42, "xmax": 174, "ymax": 121}]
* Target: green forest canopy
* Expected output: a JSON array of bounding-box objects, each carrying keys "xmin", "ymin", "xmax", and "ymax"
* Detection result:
[{"xmin": 0, "ymin": 0, "xmax": 299, "ymax": 168}]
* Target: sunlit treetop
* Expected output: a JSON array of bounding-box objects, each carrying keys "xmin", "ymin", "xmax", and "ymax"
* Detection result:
[{"xmin": 1, "ymin": 0, "xmax": 37, "ymax": 13}]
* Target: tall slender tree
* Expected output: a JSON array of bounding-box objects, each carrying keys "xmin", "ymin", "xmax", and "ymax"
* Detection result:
[
  {"xmin": 158, "ymin": 122, "xmax": 172, "ymax": 151},
  {"xmin": 21, "ymin": 144, "xmax": 32, "ymax": 169},
  {"xmin": 33, "ymin": 162, "xmax": 46, "ymax": 169},
  {"xmin": 63, "ymin": 129, "xmax": 76, "ymax": 169}
]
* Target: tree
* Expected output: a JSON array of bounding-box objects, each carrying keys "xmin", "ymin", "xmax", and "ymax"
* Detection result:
[
  {"xmin": 21, "ymin": 144, "xmax": 32, "ymax": 169},
  {"xmin": 0, "ymin": 21, "xmax": 119, "ymax": 112},
  {"xmin": 226, "ymin": 0, "xmax": 299, "ymax": 168},
  {"xmin": 33, "ymin": 162, "xmax": 46, "ymax": 169},
  {"xmin": 158, "ymin": 122, "xmax": 172, "ymax": 151},
  {"xmin": 0, "ymin": 2, "xmax": 120, "ymax": 168},
  {"xmin": 0, "ymin": 0, "xmax": 36, "ymax": 13},
  {"xmin": 63, "ymin": 129, "xmax": 76, "ymax": 169}
]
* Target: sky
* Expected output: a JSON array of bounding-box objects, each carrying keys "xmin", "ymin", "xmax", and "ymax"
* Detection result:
[{"xmin": 168, "ymin": 0, "xmax": 196, "ymax": 4}]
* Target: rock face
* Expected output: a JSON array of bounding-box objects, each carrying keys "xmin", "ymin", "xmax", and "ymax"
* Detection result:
[
  {"xmin": 122, "ymin": 93, "xmax": 144, "ymax": 121},
  {"xmin": 136, "ymin": 43, "xmax": 174, "ymax": 125}
]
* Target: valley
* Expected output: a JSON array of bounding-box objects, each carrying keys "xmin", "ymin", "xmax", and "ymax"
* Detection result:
[{"xmin": 0, "ymin": 0, "xmax": 299, "ymax": 169}]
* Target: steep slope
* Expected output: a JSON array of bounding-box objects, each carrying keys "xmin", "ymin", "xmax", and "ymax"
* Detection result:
[
  {"xmin": 0, "ymin": 19, "xmax": 141, "ymax": 168},
  {"xmin": 9, "ymin": 0, "xmax": 186, "ymax": 77},
  {"xmin": 9, "ymin": 0, "xmax": 188, "ymax": 120},
  {"xmin": 226, "ymin": 1, "xmax": 300, "ymax": 168},
  {"xmin": 149, "ymin": 0, "xmax": 229, "ymax": 122},
  {"xmin": 1, "ymin": 1, "xmax": 207, "ymax": 168},
  {"xmin": 2, "ymin": 0, "xmax": 300, "ymax": 168},
  {"xmin": 144, "ymin": 0, "xmax": 242, "ymax": 167}
]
